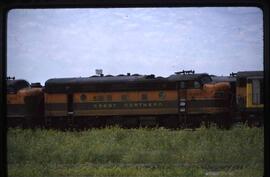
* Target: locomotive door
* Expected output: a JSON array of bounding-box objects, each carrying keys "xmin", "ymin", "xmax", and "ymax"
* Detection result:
[
  {"xmin": 67, "ymin": 94, "xmax": 74, "ymax": 114},
  {"xmin": 67, "ymin": 93, "xmax": 74, "ymax": 127},
  {"xmin": 178, "ymin": 81, "xmax": 188, "ymax": 126}
]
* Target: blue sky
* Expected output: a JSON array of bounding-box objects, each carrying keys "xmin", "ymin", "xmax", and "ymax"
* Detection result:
[{"xmin": 7, "ymin": 7, "xmax": 263, "ymax": 85}]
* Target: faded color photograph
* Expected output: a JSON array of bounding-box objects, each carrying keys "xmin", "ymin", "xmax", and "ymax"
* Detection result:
[{"xmin": 7, "ymin": 7, "xmax": 263, "ymax": 177}]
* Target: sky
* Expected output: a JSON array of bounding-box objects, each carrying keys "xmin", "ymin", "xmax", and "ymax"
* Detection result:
[{"xmin": 7, "ymin": 7, "xmax": 263, "ymax": 85}]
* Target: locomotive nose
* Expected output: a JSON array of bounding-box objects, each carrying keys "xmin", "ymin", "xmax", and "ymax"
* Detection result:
[
  {"xmin": 204, "ymin": 82, "xmax": 230, "ymax": 92},
  {"xmin": 204, "ymin": 82, "xmax": 231, "ymax": 98},
  {"xmin": 214, "ymin": 82, "xmax": 231, "ymax": 90}
]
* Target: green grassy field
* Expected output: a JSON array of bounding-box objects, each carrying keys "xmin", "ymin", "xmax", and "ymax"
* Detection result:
[{"xmin": 7, "ymin": 125, "xmax": 264, "ymax": 177}]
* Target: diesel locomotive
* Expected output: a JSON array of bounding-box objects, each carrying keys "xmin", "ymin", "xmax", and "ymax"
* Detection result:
[
  {"xmin": 235, "ymin": 71, "xmax": 264, "ymax": 126},
  {"xmin": 6, "ymin": 70, "xmax": 264, "ymax": 129},
  {"xmin": 7, "ymin": 78, "xmax": 44, "ymax": 128}
]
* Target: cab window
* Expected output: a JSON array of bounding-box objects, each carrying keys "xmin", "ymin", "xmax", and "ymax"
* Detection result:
[
  {"xmin": 7, "ymin": 87, "xmax": 16, "ymax": 94},
  {"xmin": 200, "ymin": 76, "xmax": 212, "ymax": 84},
  {"xmin": 252, "ymin": 79, "xmax": 263, "ymax": 105},
  {"xmin": 180, "ymin": 82, "xmax": 186, "ymax": 89},
  {"xmin": 194, "ymin": 81, "xmax": 201, "ymax": 89}
]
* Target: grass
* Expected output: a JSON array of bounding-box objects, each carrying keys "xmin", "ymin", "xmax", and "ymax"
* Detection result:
[{"xmin": 7, "ymin": 124, "xmax": 264, "ymax": 177}]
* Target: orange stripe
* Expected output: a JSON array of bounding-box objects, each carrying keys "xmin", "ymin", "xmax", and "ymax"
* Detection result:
[
  {"xmin": 45, "ymin": 93, "xmax": 67, "ymax": 103},
  {"xmin": 7, "ymin": 94, "xmax": 24, "ymax": 104}
]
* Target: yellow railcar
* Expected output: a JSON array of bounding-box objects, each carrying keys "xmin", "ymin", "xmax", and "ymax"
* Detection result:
[{"xmin": 236, "ymin": 71, "xmax": 263, "ymax": 125}]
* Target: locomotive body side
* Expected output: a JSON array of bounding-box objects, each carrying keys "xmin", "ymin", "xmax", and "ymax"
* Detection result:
[
  {"xmin": 246, "ymin": 78, "xmax": 263, "ymax": 109},
  {"xmin": 7, "ymin": 80, "xmax": 44, "ymax": 128},
  {"xmin": 44, "ymin": 90, "xmax": 179, "ymax": 128},
  {"xmin": 45, "ymin": 93, "xmax": 67, "ymax": 117},
  {"xmin": 7, "ymin": 70, "xmax": 264, "ymax": 129},
  {"xmin": 236, "ymin": 71, "xmax": 264, "ymax": 125},
  {"xmin": 72, "ymin": 90, "xmax": 178, "ymax": 116},
  {"xmin": 44, "ymin": 76, "xmax": 179, "ymax": 128},
  {"xmin": 44, "ymin": 72, "xmax": 233, "ymax": 128},
  {"xmin": 186, "ymin": 82, "xmax": 231, "ymax": 114},
  {"xmin": 176, "ymin": 80, "xmax": 231, "ymax": 127}
]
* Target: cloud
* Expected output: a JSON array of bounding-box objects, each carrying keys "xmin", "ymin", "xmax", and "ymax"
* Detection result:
[{"xmin": 7, "ymin": 8, "xmax": 263, "ymax": 85}]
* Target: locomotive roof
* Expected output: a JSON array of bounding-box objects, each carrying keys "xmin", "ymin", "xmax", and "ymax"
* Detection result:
[
  {"xmin": 46, "ymin": 75, "xmax": 145, "ymax": 84},
  {"xmin": 236, "ymin": 71, "xmax": 263, "ymax": 78},
  {"xmin": 211, "ymin": 76, "xmax": 236, "ymax": 83},
  {"xmin": 7, "ymin": 79, "xmax": 30, "ymax": 93},
  {"xmin": 168, "ymin": 73, "xmax": 212, "ymax": 82},
  {"xmin": 45, "ymin": 73, "xmax": 212, "ymax": 93},
  {"xmin": 45, "ymin": 73, "xmax": 210, "ymax": 85},
  {"xmin": 45, "ymin": 75, "xmax": 172, "ymax": 93}
]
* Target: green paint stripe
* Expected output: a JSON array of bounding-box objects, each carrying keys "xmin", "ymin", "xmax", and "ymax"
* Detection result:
[
  {"xmin": 74, "ymin": 101, "xmax": 177, "ymax": 110},
  {"xmin": 45, "ymin": 99, "xmax": 227, "ymax": 111},
  {"xmin": 7, "ymin": 104, "xmax": 26, "ymax": 115}
]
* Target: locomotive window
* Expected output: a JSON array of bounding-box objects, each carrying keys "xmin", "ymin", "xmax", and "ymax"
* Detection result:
[
  {"xmin": 200, "ymin": 76, "xmax": 212, "ymax": 84},
  {"xmin": 260, "ymin": 79, "xmax": 263, "ymax": 104},
  {"xmin": 194, "ymin": 81, "xmax": 201, "ymax": 89},
  {"xmin": 141, "ymin": 93, "xmax": 148, "ymax": 101},
  {"xmin": 252, "ymin": 79, "xmax": 262, "ymax": 105},
  {"xmin": 67, "ymin": 94, "xmax": 73, "ymax": 112},
  {"xmin": 7, "ymin": 87, "xmax": 16, "ymax": 94},
  {"xmin": 159, "ymin": 91, "xmax": 166, "ymax": 100},
  {"xmin": 180, "ymin": 82, "xmax": 186, "ymax": 89},
  {"xmin": 121, "ymin": 94, "xmax": 128, "ymax": 101}
]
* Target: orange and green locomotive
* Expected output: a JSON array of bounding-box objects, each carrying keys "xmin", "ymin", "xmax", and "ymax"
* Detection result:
[
  {"xmin": 6, "ymin": 70, "xmax": 263, "ymax": 129},
  {"xmin": 7, "ymin": 78, "xmax": 44, "ymax": 128},
  {"xmin": 44, "ymin": 71, "xmax": 232, "ymax": 128}
]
